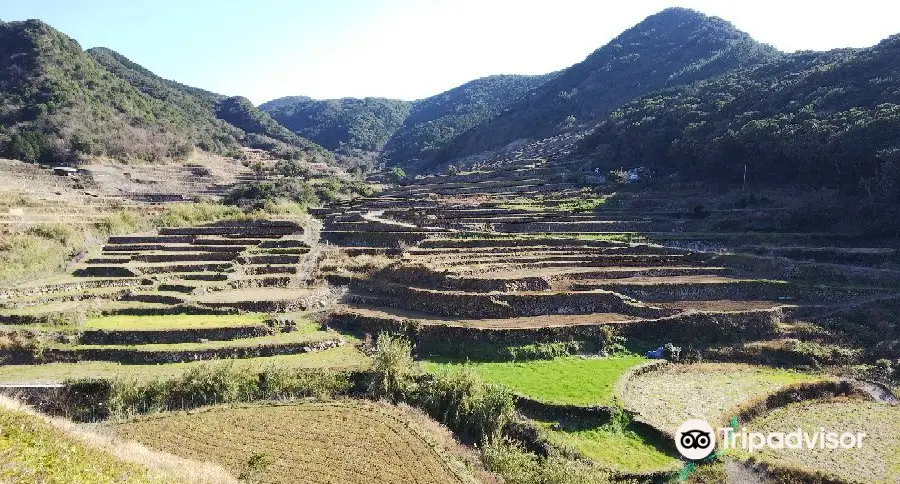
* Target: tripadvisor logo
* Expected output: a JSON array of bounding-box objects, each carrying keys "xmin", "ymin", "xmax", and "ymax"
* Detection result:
[
  {"xmin": 675, "ymin": 418, "xmax": 867, "ymax": 460},
  {"xmin": 675, "ymin": 419, "xmax": 717, "ymax": 460}
]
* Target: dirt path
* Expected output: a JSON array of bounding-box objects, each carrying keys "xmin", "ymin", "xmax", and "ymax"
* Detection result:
[
  {"xmin": 293, "ymin": 216, "xmax": 325, "ymax": 287},
  {"xmin": 362, "ymin": 209, "xmax": 419, "ymax": 228},
  {"xmin": 363, "ymin": 209, "xmax": 450, "ymax": 232}
]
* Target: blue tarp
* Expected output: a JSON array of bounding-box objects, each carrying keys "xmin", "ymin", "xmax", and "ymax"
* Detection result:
[{"xmin": 645, "ymin": 347, "xmax": 664, "ymax": 359}]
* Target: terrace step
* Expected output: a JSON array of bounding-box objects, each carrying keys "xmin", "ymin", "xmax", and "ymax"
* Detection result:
[
  {"xmin": 130, "ymin": 252, "xmax": 240, "ymax": 263},
  {"xmin": 121, "ymin": 293, "xmax": 186, "ymax": 305},
  {"xmin": 243, "ymin": 255, "xmax": 302, "ymax": 265},
  {"xmin": 259, "ymin": 239, "xmax": 310, "ymax": 249},
  {"xmin": 43, "ymin": 336, "xmax": 344, "ymax": 364},
  {"xmin": 79, "ymin": 325, "xmax": 271, "ymax": 345},
  {"xmin": 107, "ymin": 235, "xmax": 195, "ymax": 244},
  {"xmin": 157, "ymin": 284, "xmax": 198, "ymax": 294},
  {"xmin": 175, "ymin": 274, "xmax": 229, "ymax": 282},
  {"xmin": 103, "ymin": 245, "xmax": 246, "ymax": 253},
  {"xmin": 85, "ymin": 257, "xmax": 132, "ymax": 264},
  {"xmin": 73, "ymin": 267, "xmax": 140, "ymax": 278},
  {"xmin": 137, "ymin": 263, "xmax": 232, "ymax": 274},
  {"xmin": 331, "ymin": 303, "xmax": 639, "ymax": 329},
  {"xmin": 346, "ymin": 282, "xmax": 666, "ymax": 319},
  {"xmin": 245, "ymin": 266, "xmax": 299, "ymax": 275},
  {"xmin": 194, "ymin": 237, "xmax": 263, "ymax": 246}
]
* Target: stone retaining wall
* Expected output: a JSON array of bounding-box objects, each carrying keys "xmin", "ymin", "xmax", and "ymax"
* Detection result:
[
  {"xmin": 73, "ymin": 267, "xmax": 140, "ymax": 278},
  {"xmin": 321, "ymin": 230, "xmax": 432, "ymax": 247},
  {"xmin": 328, "ymin": 307, "xmax": 781, "ymax": 347},
  {"xmin": 138, "ymin": 263, "xmax": 232, "ymax": 274},
  {"xmin": 600, "ymin": 280, "xmax": 882, "ymax": 303},
  {"xmin": 352, "ymin": 281, "xmax": 663, "ymax": 319},
  {"xmin": 78, "ymin": 325, "xmax": 272, "ymax": 345},
  {"xmin": 133, "ymin": 253, "xmax": 239, "ymax": 263},
  {"xmin": 107, "ymin": 235, "xmax": 195, "ymax": 244},
  {"xmin": 0, "ymin": 278, "xmax": 149, "ymax": 301},
  {"xmin": 43, "ymin": 338, "xmax": 343, "ymax": 364}
]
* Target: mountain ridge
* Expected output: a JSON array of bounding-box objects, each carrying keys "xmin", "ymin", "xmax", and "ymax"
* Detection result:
[
  {"xmin": 259, "ymin": 73, "xmax": 551, "ymax": 169},
  {"xmin": 436, "ymin": 7, "xmax": 782, "ymax": 166},
  {"xmin": 0, "ymin": 19, "xmax": 331, "ymax": 166}
]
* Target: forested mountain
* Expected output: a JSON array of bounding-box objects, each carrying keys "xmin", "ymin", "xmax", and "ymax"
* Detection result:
[
  {"xmin": 89, "ymin": 47, "xmax": 332, "ymax": 162},
  {"xmin": 0, "ymin": 19, "xmax": 329, "ymax": 165},
  {"xmin": 578, "ymin": 34, "xmax": 900, "ymax": 200},
  {"xmin": 260, "ymin": 96, "xmax": 411, "ymax": 153},
  {"xmin": 260, "ymin": 74, "xmax": 550, "ymax": 169},
  {"xmin": 440, "ymin": 7, "xmax": 781, "ymax": 162},
  {"xmin": 380, "ymin": 74, "xmax": 552, "ymax": 169}
]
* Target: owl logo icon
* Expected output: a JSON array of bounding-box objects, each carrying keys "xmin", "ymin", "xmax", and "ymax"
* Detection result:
[{"xmin": 675, "ymin": 420, "xmax": 716, "ymax": 460}]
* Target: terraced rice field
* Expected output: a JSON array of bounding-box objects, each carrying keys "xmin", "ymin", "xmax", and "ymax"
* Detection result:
[
  {"xmin": 82, "ymin": 313, "xmax": 269, "ymax": 330},
  {"xmin": 736, "ymin": 399, "xmax": 900, "ymax": 483},
  {"xmin": 114, "ymin": 401, "xmax": 476, "ymax": 484},
  {"xmin": 532, "ymin": 417, "xmax": 680, "ymax": 474},
  {"xmin": 618, "ymin": 363, "xmax": 824, "ymax": 434},
  {"xmin": 424, "ymin": 356, "xmax": 646, "ymax": 406},
  {"xmin": 5, "ymin": 149, "xmax": 900, "ymax": 482},
  {"xmin": 0, "ymin": 346, "xmax": 368, "ymax": 384}
]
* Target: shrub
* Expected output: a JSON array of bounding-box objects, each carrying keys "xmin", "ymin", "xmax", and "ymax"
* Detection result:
[
  {"xmin": 597, "ymin": 326, "xmax": 627, "ymax": 355},
  {"xmin": 370, "ymin": 333, "xmax": 416, "ymax": 399},
  {"xmin": 164, "ymin": 363, "xmax": 259, "ymax": 409},
  {"xmin": 224, "ymin": 180, "xmax": 318, "ymax": 210},
  {"xmin": 482, "ymin": 437, "xmax": 608, "ymax": 484},
  {"xmin": 0, "ymin": 330, "xmax": 47, "ymax": 363},
  {"xmin": 26, "ymin": 224, "xmax": 79, "ymax": 245},
  {"xmin": 0, "ymin": 225, "xmax": 85, "ymax": 284},
  {"xmin": 412, "ymin": 366, "xmax": 515, "ymax": 442},
  {"xmin": 154, "ymin": 203, "xmax": 244, "ymax": 228},
  {"xmin": 94, "ymin": 211, "xmax": 146, "ymax": 235},
  {"xmin": 107, "ymin": 364, "xmax": 350, "ymax": 419},
  {"xmin": 259, "ymin": 367, "xmax": 351, "ymax": 400},
  {"xmin": 388, "ymin": 167, "xmax": 407, "ymax": 183},
  {"xmin": 423, "ymin": 341, "xmax": 586, "ymax": 362}
]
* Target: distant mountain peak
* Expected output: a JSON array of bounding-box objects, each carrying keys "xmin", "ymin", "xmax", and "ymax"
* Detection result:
[{"xmin": 437, "ymin": 7, "xmax": 779, "ymax": 164}]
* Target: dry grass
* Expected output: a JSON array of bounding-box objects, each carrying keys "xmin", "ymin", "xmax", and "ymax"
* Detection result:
[
  {"xmin": 618, "ymin": 363, "xmax": 824, "ymax": 435},
  {"xmin": 320, "ymin": 249, "xmax": 395, "ymax": 276},
  {"xmin": 0, "ymin": 395, "xmax": 236, "ymax": 483},
  {"xmin": 738, "ymin": 398, "xmax": 900, "ymax": 483}
]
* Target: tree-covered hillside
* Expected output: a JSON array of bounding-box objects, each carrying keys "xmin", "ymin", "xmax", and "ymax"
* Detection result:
[
  {"xmin": 0, "ymin": 19, "xmax": 330, "ymax": 165},
  {"xmin": 0, "ymin": 20, "xmax": 210, "ymax": 163},
  {"xmin": 260, "ymin": 74, "xmax": 550, "ymax": 169},
  {"xmin": 214, "ymin": 96, "xmax": 332, "ymax": 161},
  {"xmin": 578, "ymin": 35, "xmax": 900, "ymax": 199},
  {"xmin": 441, "ymin": 7, "xmax": 781, "ymax": 161},
  {"xmin": 380, "ymin": 74, "xmax": 552, "ymax": 170},
  {"xmin": 90, "ymin": 48, "xmax": 332, "ymax": 163},
  {"xmin": 260, "ymin": 96, "xmax": 411, "ymax": 153}
]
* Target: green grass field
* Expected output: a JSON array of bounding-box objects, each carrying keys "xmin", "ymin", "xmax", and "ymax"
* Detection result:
[
  {"xmin": 82, "ymin": 313, "xmax": 269, "ymax": 330},
  {"xmin": 533, "ymin": 417, "xmax": 680, "ymax": 474},
  {"xmin": 0, "ymin": 405, "xmax": 169, "ymax": 483},
  {"xmin": 423, "ymin": 356, "xmax": 646, "ymax": 406},
  {"xmin": 0, "ymin": 345, "xmax": 371, "ymax": 384}
]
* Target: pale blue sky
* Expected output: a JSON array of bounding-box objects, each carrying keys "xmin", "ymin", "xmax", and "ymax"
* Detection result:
[{"xmin": 2, "ymin": 1, "xmax": 899, "ymax": 103}]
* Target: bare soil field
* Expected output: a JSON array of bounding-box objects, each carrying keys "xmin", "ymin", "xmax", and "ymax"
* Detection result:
[{"xmin": 114, "ymin": 401, "xmax": 481, "ymax": 484}]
